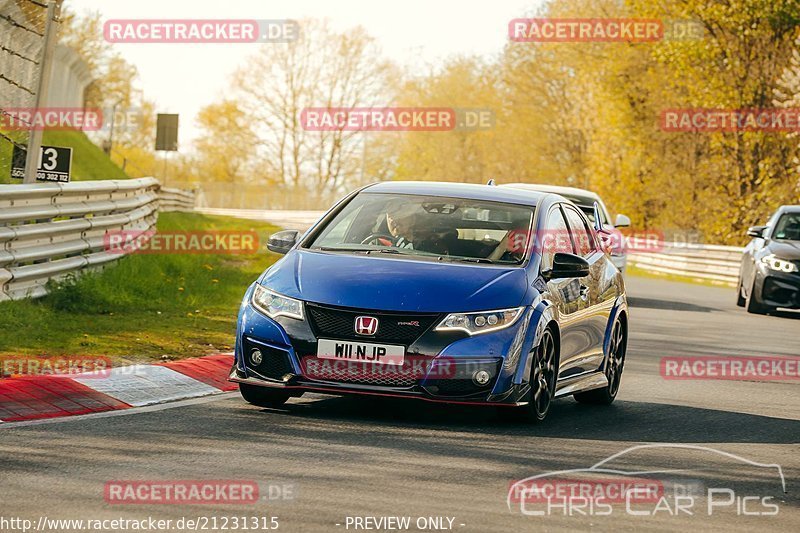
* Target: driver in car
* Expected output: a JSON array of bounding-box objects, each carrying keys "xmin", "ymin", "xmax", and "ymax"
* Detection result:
[
  {"xmin": 388, "ymin": 211, "xmax": 416, "ymax": 249},
  {"xmin": 372, "ymin": 201, "xmax": 417, "ymax": 249}
]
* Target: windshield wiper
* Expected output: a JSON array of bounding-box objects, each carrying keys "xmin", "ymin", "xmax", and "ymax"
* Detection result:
[
  {"xmin": 440, "ymin": 256, "xmax": 497, "ymax": 264},
  {"xmin": 316, "ymin": 246, "xmax": 374, "ymax": 252},
  {"xmin": 317, "ymin": 246, "xmax": 482, "ymax": 261},
  {"xmin": 373, "ymin": 248, "xmax": 415, "ymax": 255},
  {"xmin": 315, "ymin": 246, "xmax": 416, "ymax": 256}
]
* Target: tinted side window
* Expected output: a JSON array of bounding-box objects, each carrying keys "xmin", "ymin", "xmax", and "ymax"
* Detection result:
[{"xmin": 563, "ymin": 205, "xmax": 596, "ymax": 258}]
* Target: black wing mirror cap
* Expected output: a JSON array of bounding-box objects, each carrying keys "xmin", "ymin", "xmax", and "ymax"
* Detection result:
[
  {"xmin": 746, "ymin": 225, "xmax": 767, "ymax": 238},
  {"xmin": 543, "ymin": 252, "xmax": 590, "ymax": 280},
  {"xmin": 267, "ymin": 230, "xmax": 300, "ymax": 254}
]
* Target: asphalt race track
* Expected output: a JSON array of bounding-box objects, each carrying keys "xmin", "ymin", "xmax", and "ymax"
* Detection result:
[{"xmin": 1, "ymin": 276, "xmax": 798, "ymax": 532}]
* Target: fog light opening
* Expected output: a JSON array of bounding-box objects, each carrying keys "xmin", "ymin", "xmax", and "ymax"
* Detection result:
[
  {"xmin": 250, "ymin": 349, "xmax": 263, "ymax": 365},
  {"xmin": 473, "ymin": 369, "xmax": 491, "ymax": 386}
]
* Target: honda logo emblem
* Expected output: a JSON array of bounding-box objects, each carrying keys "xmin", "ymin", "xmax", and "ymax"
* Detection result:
[{"xmin": 354, "ymin": 316, "xmax": 379, "ymax": 336}]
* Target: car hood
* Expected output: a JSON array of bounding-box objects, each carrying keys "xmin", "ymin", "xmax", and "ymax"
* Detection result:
[
  {"xmin": 258, "ymin": 250, "xmax": 530, "ymax": 312},
  {"xmin": 767, "ymin": 240, "xmax": 800, "ymax": 260}
]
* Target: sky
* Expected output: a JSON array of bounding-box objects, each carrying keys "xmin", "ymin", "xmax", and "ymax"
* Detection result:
[{"xmin": 67, "ymin": 0, "xmax": 543, "ymax": 148}]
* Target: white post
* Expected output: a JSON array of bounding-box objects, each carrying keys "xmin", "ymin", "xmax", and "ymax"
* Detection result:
[{"xmin": 23, "ymin": 0, "xmax": 63, "ymax": 184}]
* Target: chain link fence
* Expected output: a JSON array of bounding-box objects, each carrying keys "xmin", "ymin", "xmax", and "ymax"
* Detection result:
[{"xmin": 0, "ymin": 0, "xmax": 48, "ymax": 157}]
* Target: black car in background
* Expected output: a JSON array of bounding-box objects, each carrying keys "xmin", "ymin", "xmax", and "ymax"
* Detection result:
[{"xmin": 738, "ymin": 205, "xmax": 800, "ymax": 314}]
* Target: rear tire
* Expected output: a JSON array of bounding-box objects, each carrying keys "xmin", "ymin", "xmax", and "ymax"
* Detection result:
[
  {"xmin": 574, "ymin": 317, "xmax": 626, "ymax": 405},
  {"xmin": 239, "ymin": 383, "xmax": 291, "ymax": 408}
]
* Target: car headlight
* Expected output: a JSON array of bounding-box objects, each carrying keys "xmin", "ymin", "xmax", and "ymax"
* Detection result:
[
  {"xmin": 761, "ymin": 254, "xmax": 799, "ymax": 273},
  {"xmin": 435, "ymin": 307, "xmax": 524, "ymax": 335},
  {"xmin": 251, "ymin": 284, "xmax": 304, "ymax": 320}
]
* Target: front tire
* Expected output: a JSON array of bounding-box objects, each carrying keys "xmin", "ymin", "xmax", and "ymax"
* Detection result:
[
  {"xmin": 736, "ymin": 277, "xmax": 746, "ymax": 307},
  {"xmin": 239, "ymin": 383, "xmax": 291, "ymax": 408},
  {"xmin": 500, "ymin": 327, "xmax": 557, "ymax": 423},
  {"xmin": 745, "ymin": 278, "xmax": 771, "ymax": 315},
  {"xmin": 575, "ymin": 317, "xmax": 626, "ymax": 405}
]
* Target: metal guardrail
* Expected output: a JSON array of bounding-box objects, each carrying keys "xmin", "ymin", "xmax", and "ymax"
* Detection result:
[
  {"xmin": 159, "ymin": 187, "xmax": 196, "ymax": 212},
  {"xmin": 628, "ymin": 242, "xmax": 743, "ymax": 285},
  {"xmin": 0, "ymin": 178, "xmax": 195, "ymax": 301}
]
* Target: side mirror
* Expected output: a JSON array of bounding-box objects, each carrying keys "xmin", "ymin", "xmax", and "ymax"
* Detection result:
[
  {"xmin": 746, "ymin": 225, "xmax": 767, "ymax": 238},
  {"xmin": 614, "ymin": 214, "xmax": 631, "ymax": 228},
  {"xmin": 543, "ymin": 252, "xmax": 590, "ymax": 280},
  {"xmin": 267, "ymin": 230, "xmax": 299, "ymax": 254}
]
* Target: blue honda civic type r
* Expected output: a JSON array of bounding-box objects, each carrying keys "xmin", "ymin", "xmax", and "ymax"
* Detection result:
[{"xmin": 230, "ymin": 181, "xmax": 628, "ymax": 422}]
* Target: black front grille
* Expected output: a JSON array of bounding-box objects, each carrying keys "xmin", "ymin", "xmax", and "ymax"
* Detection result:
[
  {"xmin": 243, "ymin": 340, "xmax": 293, "ymax": 380},
  {"xmin": 763, "ymin": 277, "xmax": 800, "ymax": 307},
  {"xmin": 433, "ymin": 379, "xmax": 491, "ymax": 397},
  {"xmin": 426, "ymin": 360, "xmax": 500, "ymax": 397},
  {"xmin": 306, "ymin": 303, "xmax": 440, "ymax": 345}
]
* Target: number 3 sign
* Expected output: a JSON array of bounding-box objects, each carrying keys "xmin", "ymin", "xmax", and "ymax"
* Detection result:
[{"xmin": 11, "ymin": 144, "xmax": 73, "ymax": 183}]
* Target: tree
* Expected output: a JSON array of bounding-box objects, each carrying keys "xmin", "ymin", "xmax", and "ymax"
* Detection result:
[
  {"xmin": 60, "ymin": 9, "xmax": 158, "ymax": 178},
  {"xmin": 230, "ymin": 19, "xmax": 396, "ymax": 202},
  {"xmin": 633, "ymin": 0, "xmax": 800, "ymax": 241},
  {"xmin": 390, "ymin": 57, "xmax": 502, "ymax": 183},
  {"xmin": 60, "ymin": 10, "xmax": 135, "ymax": 110},
  {"xmin": 192, "ymin": 100, "xmax": 260, "ymax": 184}
]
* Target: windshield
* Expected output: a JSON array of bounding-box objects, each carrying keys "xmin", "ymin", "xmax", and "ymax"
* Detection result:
[
  {"xmin": 772, "ymin": 213, "xmax": 800, "ymax": 241},
  {"xmin": 306, "ymin": 192, "xmax": 535, "ymax": 265}
]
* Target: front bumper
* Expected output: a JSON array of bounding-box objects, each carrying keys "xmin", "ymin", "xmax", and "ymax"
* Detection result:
[
  {"xmin": 230, "ymin": 292, "xmax": 535, "ymax": 406},
  {"xmin": 228, "ymin": 366, "xmax": 528, "ymax": 406},
  {"xmin": 755, "ymin": 267, "xmax": 800, "ymax": 309}
]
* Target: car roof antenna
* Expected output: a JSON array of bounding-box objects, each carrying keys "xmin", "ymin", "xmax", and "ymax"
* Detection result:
[{"xmin": 486, "ymin": 179, "xmax": 496, "ymax": 186}]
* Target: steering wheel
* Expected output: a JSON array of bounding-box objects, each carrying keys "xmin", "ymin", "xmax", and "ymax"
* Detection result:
[{"xmin": 361, "ymin": 233, "xmax": 395, "ymax": 246}]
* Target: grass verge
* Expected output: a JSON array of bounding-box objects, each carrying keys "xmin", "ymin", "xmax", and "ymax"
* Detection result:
[{"xmin": 0, "ymin": 212, "xmax": 280, "ymax": 363}]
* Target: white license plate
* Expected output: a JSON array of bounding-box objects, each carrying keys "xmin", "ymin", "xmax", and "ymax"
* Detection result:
[{"xmin": 317, "ymin": 339, "xmax": 405, "ymax": 366}]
